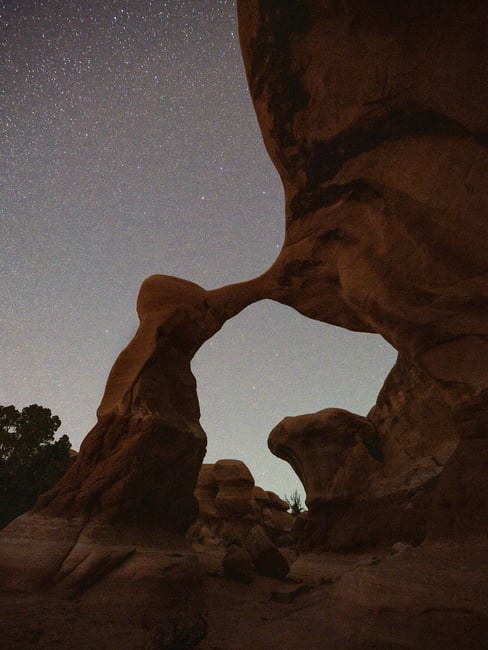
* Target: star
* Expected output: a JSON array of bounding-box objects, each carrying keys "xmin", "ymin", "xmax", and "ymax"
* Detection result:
[{"xmin": 1, "ymin": 0, "xmax": 396, "ymax": 499}]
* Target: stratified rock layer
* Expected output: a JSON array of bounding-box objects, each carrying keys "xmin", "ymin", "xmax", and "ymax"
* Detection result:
[{"xmin": 191, "ymin": 460, "xmax": 293, "ymax": 544}]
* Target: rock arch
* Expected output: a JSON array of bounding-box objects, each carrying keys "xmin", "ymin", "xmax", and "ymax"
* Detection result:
[
  {"xmin": 192, "ymin": 299, "xmax": 394, "ymax": 495},
  {"xmin": 0, "ymin": 1, "xmax": 486, "ymax": 645}
]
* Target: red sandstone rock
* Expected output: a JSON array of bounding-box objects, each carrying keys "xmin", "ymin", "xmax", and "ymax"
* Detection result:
[
  {"xmin": 238, "ymin": 0, "xmax": 487, "ymax": 544},
  {"xmin": 191, "ymin": 460, "xmax": 293, "ymax": 545},
  {"xmin": 253, "ymin": 486, "xmax": 293, "ymax": 539},
  {"xmin": 269, "ymin": 407, "xmax": 377, "ymax": 512},
  {"xmin": 268, "ymin": 357, "xmax": 462, "ymax": 550},
  {"xmin": 238, "ymin": 0, "xmax": 488, "ymax": 388},
  {"xmin": 0, "ymin": 274, "xmax": 267, "ymax": 624},
  {"xmin": 237, "ymin": 0, "xmax": 488, "ymax": 644},
  {"xmin": 213, "ymin": 459, "xmax": 256, "ymax": 516},
  {"xmin": 222, "ymin": 544, "xmax": 255, "ymax": 583},
  {"xmin": 194, "ymin": 463, "xmax": 219, "ymax": 521},
  {"xmin": 238, "ymin": 2, "xmax": 487, "ymax": 365},
  {"xmin": 244, "ymin": 525, "xmax": 290, "ymax": 580}
]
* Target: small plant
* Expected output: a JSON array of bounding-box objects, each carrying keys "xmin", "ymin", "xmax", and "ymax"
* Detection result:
[{"xmin": 284, "ymin": 489, "xmax": 304, "ymax": 516}]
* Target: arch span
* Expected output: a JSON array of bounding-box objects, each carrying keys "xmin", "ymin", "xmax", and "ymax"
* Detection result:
[{"xmin": 192, "ymin": 299, "xmax": 395, "ymax": 498}]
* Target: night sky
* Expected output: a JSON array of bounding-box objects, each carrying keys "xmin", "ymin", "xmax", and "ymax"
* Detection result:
[{"xmin": 2, "ymin": 0, "xmax": 396, "ymax": 498}]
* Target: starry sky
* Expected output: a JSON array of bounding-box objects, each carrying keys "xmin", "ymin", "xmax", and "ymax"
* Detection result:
[{"xmin": 1, "ymin": 0, "xmax": 396, "ymax": 499}]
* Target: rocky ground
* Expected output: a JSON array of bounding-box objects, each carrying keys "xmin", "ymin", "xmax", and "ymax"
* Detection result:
[
  {"xmin": 0, "ymin": 544, "xmax": 389, "ymax": 650},
  {"xmin": 2, "ymin": 539, "xmax": 487, "ymax": 650}
]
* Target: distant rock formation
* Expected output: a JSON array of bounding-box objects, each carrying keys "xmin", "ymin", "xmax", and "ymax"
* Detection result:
[
  {"xmin": 243, "ymin": 524, "xmax": 290, "ymax": 579},
  {"xmin": 269, "ymin": 407, "xmax": 379, "ymax": 511},
  {"xmin": 191, "ymin": 459, "xmax": 293, "ymax": 545},
  {"xmin": 252, "ymin": 485, "xmax": 293, "ymax": 541}
]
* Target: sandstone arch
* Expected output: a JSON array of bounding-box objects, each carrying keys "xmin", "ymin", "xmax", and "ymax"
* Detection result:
[
  {"xmin": 192, "ymin": 299, "xmax": 393, "ymax": 496},
  {"xmin": 1, "ymin": 1, "xmax": 486, "ymax": 646}
]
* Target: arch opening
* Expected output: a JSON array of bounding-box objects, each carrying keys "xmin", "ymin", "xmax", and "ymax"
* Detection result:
[{"xmin": 192, "ymin": 299, "xmax": 396, "ymax": 501}]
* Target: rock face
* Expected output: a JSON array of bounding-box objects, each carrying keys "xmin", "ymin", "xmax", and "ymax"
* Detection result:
[
  {"xmin": 191, "ymin": 459, "xmax": 293, "ymax": 544},
  {"xmin": 0, "ymin": 274, "xmax": 268, "ymax": 632},
  {"xmin": 238, "ymin": 0, "xmax": 488, "ymax": 541},
  {"xmin": 238, "ymin": 1, "xmax": 487, "ymax": 368},
  {"xmin": 237, "ymin": 1, "xmax": 487, "ymax": 646},
  {"xmin": 269, "ymin": 356, "xmax": 460, "ymax": 550}
]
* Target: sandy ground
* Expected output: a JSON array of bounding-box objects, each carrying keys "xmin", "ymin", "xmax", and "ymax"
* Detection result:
[
  {"xmin": 2, "ymin": 543, "xmax": 487, "ymax": 649},
  {"xmin": 0, "ymin": 546, "xmax": 387, "ymax": 650}
]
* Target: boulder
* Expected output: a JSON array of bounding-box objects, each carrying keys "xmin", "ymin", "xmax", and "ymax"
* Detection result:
[
  {"xmin": 222, "ymin": 545, "xmax": 255, "ymax": 583},
  {"xmin": 244, "ymin": 525, "xmax": 290, "ymax": 579}
]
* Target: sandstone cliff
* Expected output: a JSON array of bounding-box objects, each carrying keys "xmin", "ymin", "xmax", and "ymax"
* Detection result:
[{"xmin": 237, "ymin": 0, "xmax": 487, "ymax": 543}]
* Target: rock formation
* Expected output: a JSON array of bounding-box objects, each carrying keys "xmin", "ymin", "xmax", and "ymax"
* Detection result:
[
  {"xmin": 0, "ymin": 274, "xmax": 269, "ymax": 634},
  {"xmin": 238, "ymin": 1, "xmax": 487, "ymax": 365},
  {"xmin": 192, "ymin": 459, "xmax": 258, "ymax": 544},
  {"xmin": 237, "ymin": 0, "xmax": 487, "ymax": 538},
  {"xmin": 237, "ymin": 0, "xmax": 487, "ymax": 645},
  {"xmin": 252, "ymin": 486, "xmax": 293, "ymax": 541},
  {"xmin": 1, "ymin": 0, "xmax": 487, "ymax": 647},
  {"xmin": 222, "ymin": 544, "xmax": 255, "ymax": 583},
  {"xmin": 243, "ymin": 524, "xmax": 290, "ymax": 579},
  {"xmin": 33, "ymin": 275, "xmax": 266, "ymax": 533},
  {"xmin": 269, "ymin": 407, "xmax": 379, "ymax": 510},
  {"xmin": 191, "ymin": 459, "xmax": 293, "ymax": 544},
  {"xmin": 269, "ymin": 356, "xmax": 460, "ymax": 550},
  {"xmin": 269, "ymin": 407, "xmax": 382, "ymax": 549}
]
